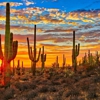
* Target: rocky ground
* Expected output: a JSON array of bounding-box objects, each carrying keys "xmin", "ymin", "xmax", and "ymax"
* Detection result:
[{"xmin": 0, "ymin": 66, "xmax": 100, "ymax": 100}]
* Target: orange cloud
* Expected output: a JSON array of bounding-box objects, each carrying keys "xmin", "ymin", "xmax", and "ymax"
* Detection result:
[{"xmin": 0, "ymin": 2, "xmax": 23, "ymax": 7}]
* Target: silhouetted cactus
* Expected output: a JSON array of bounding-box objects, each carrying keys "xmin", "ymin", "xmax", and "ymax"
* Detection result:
[
  {"xmin": 82, "ymin": 52, "xmax": 87, "ymax": 65},
  {"xmin": 95, "ymin": 51, "xmax": 99, "ymax": 65},
  {"xmin": 0, "ymin": 3, "xmax": 18, "ymax": 86},
  {"xmin": 55, "ymin": 56, "xmax": 59, "ymax": 67},
  {"xmin": 27, "ymin": 25, "xmax": 41, "ymax": 75},
  {"xmin": 62, "ymin": 54, "xmax": 66, "ymax": 68},
  {"xmin": 41, "ymin": 46, "xmax": 46, "ymax": 71},
  {"xmin": 21, "ymin": 61, "xmax": 25, "ymax": 75},
  {"xmin": 72, "ymin": 31, "xmax": 80, "ymax": 72},
  {"xmin": 16, "ymin": 60, "xmax": 20, "ymax": 75},
  {"xmin": 88, "ymin": 50, "xmax": 94, "ymax": 66}
]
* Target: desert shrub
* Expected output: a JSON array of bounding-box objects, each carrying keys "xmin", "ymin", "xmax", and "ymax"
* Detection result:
[
  {"xmin": 69, "ymin": 96, "xmax": 81, "ymax": 100},
  {"xmin": 48, "ymin": 86, "xmax": 57, "ymax": 92},
  {"xmin": 37, "ymin": 79, "xmax": 47, "ymax": 85},
  {"xmin": 38, "ymin": 85, "xmax": 48, "ymax": 93},
  {"xmin": 64, "ymin": 69, "xmax": 74, "ymax": 77},
  {"xmin": 15, "ymin": 82, "xmax": 30, "ymax": 91},
  {"xmin": 81, "ymin": 83, "xmax": 89, "ymax": 91},
  {"xmin": 23, "ymin": 90, "xmax": 37, "ymax": 99},
  {"xmin": 93, "ymin": 76, "xmax": 100, "ymax": 83},
  {"xmin": 28, "ymin": 82, "xmax": 37, "ymax": 89},
  {"xmin": 87, "ymin": 91, "xmax": 98, "ymax": 100},
  {"xmin": 35, "ymin": 95, "xmax": 47, "ymax": 100},
  {"xmin": 52, "ymin": 90, "xmax": 63, "ymax": 100},
  {"xmin": 0, "ymin": 88, "xmax": 5, "ymax": 96},
  {"xmin": 15, "ymin": 96, "xmax": 28, "ymax": 100},
  {"xmin": 51, "ymin": 81, "xmax": 61, "ymax": 85},
  {"xmin": 52, "ymin": 96, "xmax": 62, "ymax": 100},
  {"xmin": 3, "ymin": 87, "xmax": 14, "ymax": 100},
  {"xmin": 86, "ymin": 66, "xmax": 95, "ymax": 72},
  {"xmin": 33, "ymin": 78, "xmax": 40, "ymax": 84},
  {"xmin": 65, "ymin": 89, "xmax": 80, "ymax": 97},
  {"xmin": 59, "ymin": 79, "xmax": 66, "ymax": 83},
  {"xmin": 20, "ymin": 76, "xmax": 29, "ymax": 81},
  {"xmin": 52, "ymin": 75, "xmax": 60, "ymax": 81}
]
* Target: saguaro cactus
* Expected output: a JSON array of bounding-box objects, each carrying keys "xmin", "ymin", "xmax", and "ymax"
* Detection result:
[
  {"xmin": 21, "ymin": 61, "xmax": 25, "ymax": 75},
  {"xmin": 0, "ymin": 3, "xmax": 18, "ymax": 86},
  {"xmin": 41, "ymin": 46, "xmax": 46, "ymax": 70},
  {"xmin": 62, "ymin": 54, "xmax": 66, "ymax": 68},
  {"xmin": 72, "ymin": 31, "xmax": 80, "ymax": 72},
  {"xmin": 16, "ymin": 60, "xmax": 20, "ymax": 75},
  {"xmin": 27, "ymin": 25, "xmax": 41, "ymax": 75},
  {"xmin": 88, "ymin": 50, "xmax": 94, "ymax": 66},
  {"xmin": 95, "ymin": 51, "xmax": 99, "ymax": 65},
  {"xmin": 82, "ymin": 53, "xmax": 87, "ymax": 65},
  {"xmin": 55, "ymin": 56, "xmax": 59, "ymax": 67}
]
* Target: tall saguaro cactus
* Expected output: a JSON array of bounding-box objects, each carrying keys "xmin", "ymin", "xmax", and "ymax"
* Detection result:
[
  {"xmin": 0, "ymin": 3, "xmax": 18, "ymax": 86},
  {"xmin": 41, "ymin": 46, "xmax": 46, "ymax": 70},
  {"xmin": 72, "ymin": 31, "xmax": 80, "ymax": 72},
  {"xmin": 27, "ymin": 25, "xmax": 41, "ymax": 75}
]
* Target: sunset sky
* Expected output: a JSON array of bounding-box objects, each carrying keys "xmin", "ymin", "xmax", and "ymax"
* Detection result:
[{"xmin": 0, "ymin": 0, "xmax": 100, "ymax": 67}]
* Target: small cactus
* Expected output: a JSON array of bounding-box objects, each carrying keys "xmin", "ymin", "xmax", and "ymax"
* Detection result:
[
  {"xmin": 55, "ymin": 56, "xmax": 59, "ymax": 68},
  {"xmin": 41, "ymin": 46, "xmax": 46, "ymax": 71},
  {"xmin": 16, "ymin": 60, "xmax": 20, "ymax": 75},
  {"xmin": 21, "ymin": 61, "xmax": 25, "ymax": 75},
  {"xmin": 62, "ymin": 54, "xmax": 66, "ymax": 68}
]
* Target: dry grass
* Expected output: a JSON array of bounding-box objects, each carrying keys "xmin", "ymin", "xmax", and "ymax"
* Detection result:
[{"xmin": 0, "ymin": 66, "xmax": 100, "ymax": 100}]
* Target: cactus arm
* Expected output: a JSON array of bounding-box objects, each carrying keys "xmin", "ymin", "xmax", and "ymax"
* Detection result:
[
  {"xmin": 27, "ymin": 37, "xmax": 41, "ymax": 62},
  {"xmin": 12, "ymin": 41, "xmax": 18, "ymax": 59},
  {"xmin": 35, "ymin": 48, "xmax": 41, "ymax": 62},
  {"xmin": 75, "ymin": 43, "xmax": 80, "ymax": 56},
  {"xmin": 41, "ymin": 46, "xmax": 46, "ymax": 62},
  {"xmin": 0, "ymin": 34, "xmax": 3, "ymax": 60},
  {"xmin": 8, "ymin": 41, "xmax": 18, "ymax": 63},
  {"xmin": 30, "ymin": 47, "xmax": 34, "ymax": 61},
  {"xmin": 27, "ymin": 37, "xmax": 35, "ymax": 61}
]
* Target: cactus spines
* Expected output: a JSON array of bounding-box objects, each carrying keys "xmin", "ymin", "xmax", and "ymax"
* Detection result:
[
  {"xmin": 72, "ymin": 31, "xmax": 80, "ymax": 72},
  {"xmin": 0, "ymin": 3, "xmax": 18, "ymax": 86},
  {"xmin": 27, "ymin": 25, "xmax": 41, "ymax": 75},
  {"xmin": 62, "ymin": 54, "xmax": 66, "ymax": 68},
  {"xmin": 41, "ymin": 46, "xmax": 46, "ymax": 70}
]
